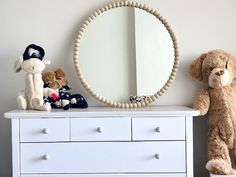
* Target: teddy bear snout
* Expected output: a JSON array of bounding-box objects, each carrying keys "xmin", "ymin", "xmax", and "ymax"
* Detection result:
[
  {"xmin": 209, "ymin": 68, "xmax": 231, "ymax": 88},
  {"xmin": 215, "ymin": 69, "xmax": 224, "ymax": 77}
]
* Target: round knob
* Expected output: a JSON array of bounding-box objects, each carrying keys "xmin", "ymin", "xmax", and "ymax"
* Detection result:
[
  {"xmin": 42, "ymin": 128, "xmax": 50, "ymax": 134},
  {"xmin": 155, "ymin": 127, "xmax": 160, "ymax": 133},
  {"xmin": 42, "ymin": 154, "xmax": 50, "ymax": 160},
  {"xmin": 155, "ymin": 153, "xmax": 160, "ymax": 159},
  {"xmin": 97, "ymin": 127, "xmax": 103, "ymax": 133}
]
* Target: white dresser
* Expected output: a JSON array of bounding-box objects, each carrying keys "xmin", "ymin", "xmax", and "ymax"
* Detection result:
[{"xmin": 4, "ymin": 106, "xmax": 199, "ymax": 177}]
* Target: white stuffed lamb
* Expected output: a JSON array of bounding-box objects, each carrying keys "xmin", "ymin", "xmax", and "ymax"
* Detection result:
[{"xmin": 14, "ymin": 44, "xmax": 55, "ymax": 111}]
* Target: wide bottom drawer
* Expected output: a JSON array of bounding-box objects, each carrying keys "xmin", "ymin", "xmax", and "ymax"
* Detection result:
[
  {"xmin": 21, "ymin": 142, "xmax": 186, "ymax": 174},
  {"xmin": 21, "ymin": 174, "xmax": 187, "ymax": 177}
]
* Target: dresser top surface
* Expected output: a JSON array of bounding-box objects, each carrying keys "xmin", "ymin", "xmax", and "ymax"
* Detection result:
[{"xmin": 4, "ymin": 106, "xmax": 199, "ymax": 119}]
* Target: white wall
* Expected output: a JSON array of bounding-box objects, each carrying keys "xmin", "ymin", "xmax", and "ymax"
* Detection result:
[{"xmin": 1, "ymin": 0, "xmax": 236, "ymax": 177}]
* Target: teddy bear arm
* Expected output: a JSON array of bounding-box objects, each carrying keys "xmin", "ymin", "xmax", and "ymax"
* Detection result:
[
  {"xmin": 193, "ymin": 90, "xmax": 210, "ymax": 116},
  {"xmin": 218, "ymin": 119, "xmax": 234, "ymax": 148},
  {"xmin": 49, "ymin": 81, "xmax": 60, "ymax": 90},
  {"xmin": 230, "ymin": 82, "xmax": 236, "ymax": 90}
]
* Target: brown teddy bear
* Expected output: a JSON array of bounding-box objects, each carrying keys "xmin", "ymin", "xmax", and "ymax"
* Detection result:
[
  {"xmin": 189, "ymin": 50, "xmax": 236, "ymax": 175},
  {"xmin": 42, "ymin": 68, "xmax": 68, "ymax": 90}
]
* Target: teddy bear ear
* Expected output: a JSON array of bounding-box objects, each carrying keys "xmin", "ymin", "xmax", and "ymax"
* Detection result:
[
  {"xmin": 55, "ymin": 68, "xmax": 66, "ymax": 78},
  {"xmin": 228, "ymin": 56, "xmax": 236, "ymax": 78},
  {"xmin": 188, "ymin": 53, "xmax": 207, "ymax": 82}
]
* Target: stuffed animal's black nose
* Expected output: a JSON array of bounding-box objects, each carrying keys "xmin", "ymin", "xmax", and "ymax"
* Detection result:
[{"xmin": 215, "ymin": 70, "xmax": 224, "ymax": 76}]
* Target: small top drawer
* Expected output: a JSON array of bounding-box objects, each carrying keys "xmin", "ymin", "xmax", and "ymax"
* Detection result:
[
  {"xmin": 71, "ymin": 118, "xmax": 131, "ymax": 141},
  {"xmin": 132, "ymin": 117, "xmax": 185, "ymax": 141},
  {"xmin": 20, "ymin": 119, "xmax": 70, "ymax": 142}
]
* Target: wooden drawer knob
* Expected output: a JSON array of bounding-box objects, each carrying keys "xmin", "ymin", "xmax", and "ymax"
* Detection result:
[
  {"xmin": 42, "ymin": 128, "xmax": 50, "ymax": 134},
  {"xmin": 155, "ymin": 127, "xmax": 160, "ymax": 133},
  {"xmin": 97, "ymin": 127, "xmax": 103, "ymax": 133},
  {"xmin": 155, "ymin": 153, "xmax": 160, "ymax": 159},
  {"xmin": 42, "ymin": 154, "xmax": 50, "ymax": 160}
]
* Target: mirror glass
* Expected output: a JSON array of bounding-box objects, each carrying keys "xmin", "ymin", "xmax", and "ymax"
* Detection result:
[{"xmin": 79, "ymin": 7, "xmax": 175, "ymax": 103}]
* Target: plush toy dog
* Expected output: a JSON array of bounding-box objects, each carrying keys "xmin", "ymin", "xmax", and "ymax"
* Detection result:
[
  {"xmin": 189, "ymin": 50, "xmax": 236, "ymax": 175},
  {"xmin": 43, "ymin": 68, "xmax": 88, "ymax": 110},
  {"xmin": 14, "ymin": 44, "xmax": 57, "ymax": 111}
]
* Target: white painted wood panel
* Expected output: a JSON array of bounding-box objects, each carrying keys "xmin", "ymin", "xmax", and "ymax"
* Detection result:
[
  {"xmin": 132, "ymin": 117, "xmax": 185, "ymax": 140},
  {"xmin": 21, "ymin": 142, "xmax": 186, "ymax": 173},
  {"xmin": 4, "ymin": 106, "xmax": 199, "ymax": 119},
  {"xmin": 20, "ymin": 119, "xmax": 70, "ymax": 142},
  {"xmin": 21, "ymin": 174, "xmax": 187, "ymax": 177},
  {"xmin": 71, "ymin": 118, "xmax": 131, "ymax": 141}
]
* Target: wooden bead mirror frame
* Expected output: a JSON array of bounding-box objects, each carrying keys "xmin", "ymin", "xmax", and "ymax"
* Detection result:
[{"xmin": 73, "ymin": 0, "xmax": 179, "ymax": 108}]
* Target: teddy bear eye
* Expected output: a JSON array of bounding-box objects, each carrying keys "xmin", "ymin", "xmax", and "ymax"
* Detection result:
[
  {"xmin": 225, "ymin": 61, "xmax": 228, "ymax": 69},
  {"xmin": 209, "ymin": 66, "xmax": 214, "ymax": 71}
]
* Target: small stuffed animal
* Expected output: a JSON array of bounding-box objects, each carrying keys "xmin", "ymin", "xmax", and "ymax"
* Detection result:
[
  {"xmin": 14, "ymin": 44, "xmax": 57, "ymax": 111},
  {"xmin": 43, "ymin": 68, "xmax": 88, "ymax": 110},
  {"xmin": 130, "ymin": 95, "xmax": 147, "ymax": 103},
  {"xmin": 42, "ymin": 68, "xmax": 68, "ymax": 90},
  {"xmin": 69, "ymin": 94, "xmax": 88, "ymax": 109},
  {"xmin": 189, "ymin": 50, "xmax": 236, "ymax": 175}
]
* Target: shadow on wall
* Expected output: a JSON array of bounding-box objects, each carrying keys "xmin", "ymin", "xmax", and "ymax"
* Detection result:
[
  {"xmin": 193, "ymin": 115, "xmax": 209, "ymax": 177},
  {"xmin": 0, "ymin": 118, "xmax": 11, "ymax": 177},
  {"xmin": 0, "ymin": 97, "xmax": 17, "ymax": 177}
]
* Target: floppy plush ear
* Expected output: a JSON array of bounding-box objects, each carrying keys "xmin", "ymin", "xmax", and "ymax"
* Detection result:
[
  {"xmin": 188, "ymin": 53, "xmax": 207, "ymax": 82},
  {"xmin": 14, "ymin": 56, "xmax": 23, "ymax": 73},
  {"xmin": 44, "ymin": 60, "xmax": 51, "ymax": 65},
  {"xmin": 228, "ymin": 56, "xmax": 236, "ymax": 78}
]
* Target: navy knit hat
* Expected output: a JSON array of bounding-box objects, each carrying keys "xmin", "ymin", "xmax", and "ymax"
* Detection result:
[{"xmin": 23, "ymin": 44, "xmax": 45, "ymax": 61}]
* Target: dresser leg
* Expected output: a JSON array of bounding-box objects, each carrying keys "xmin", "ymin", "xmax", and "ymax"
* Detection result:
[
  {"xmin": 186, "ymin": 116, "xmax": 193, "ymax": 177},
  {"xmin": 12, "ymin": 119, "xmax": 20, "ymax": 177}
]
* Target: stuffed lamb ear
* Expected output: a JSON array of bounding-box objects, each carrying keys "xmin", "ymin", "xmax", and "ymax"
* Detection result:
[
  {"xmin": 188, "ymin": 53, "xmax": 207, "ymax": 82},
  {"xmin": 44, "ymin": 60, "xmax": 51, "ymax": 65},
  {"xmin": 14, "ymin": 56, "xmax": 23, "ymax": 73}
]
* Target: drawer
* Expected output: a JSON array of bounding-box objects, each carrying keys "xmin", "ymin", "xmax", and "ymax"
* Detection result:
[
  {"xmin": 21, "ymin": 174, "xmax": 186, "ymax": 177},
  {"xmin": 20, "ymin": 119, "xmax": 70, "ymax": 142},
  {"xmin": 21, "ymin": 141, "xmax": 186, "ymax": 173},
  {"xmin": 71, "ymin": 118, "xmax": 131, "ymax": 141},
  {"xmin": 132, "ymin": 117, "xmax": 185, "ymax": 141}
]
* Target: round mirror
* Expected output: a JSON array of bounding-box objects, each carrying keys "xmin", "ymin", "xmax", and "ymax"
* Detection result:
[{"xmin": 73, "ymin": 1, "xmax": 179, "ymax": 108}]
